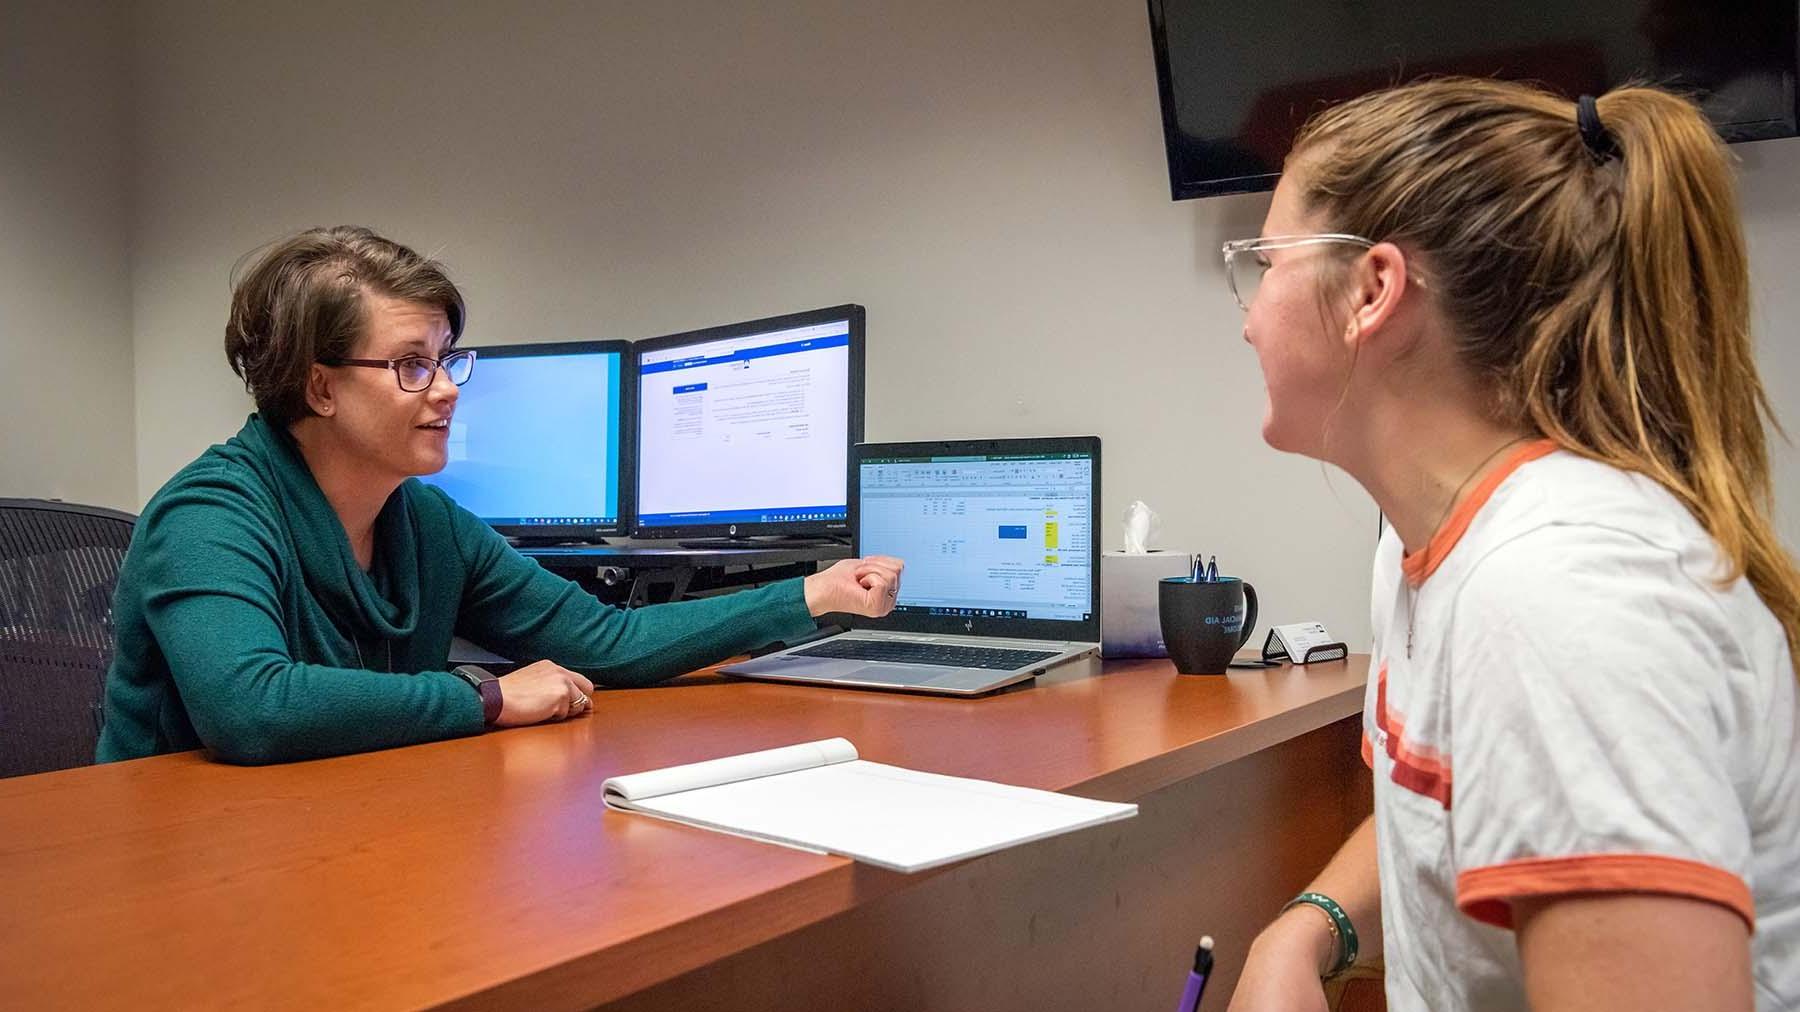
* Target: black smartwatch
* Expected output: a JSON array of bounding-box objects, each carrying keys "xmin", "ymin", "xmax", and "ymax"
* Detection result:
[{"xmin": 451, "ymin": 664, "xmax": 504, "ymax": 725}]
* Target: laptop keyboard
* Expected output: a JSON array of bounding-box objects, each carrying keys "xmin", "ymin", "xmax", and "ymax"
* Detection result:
[{"xmin": 790, "ymin": 639, "xmax": 1061, "ymax": 671}]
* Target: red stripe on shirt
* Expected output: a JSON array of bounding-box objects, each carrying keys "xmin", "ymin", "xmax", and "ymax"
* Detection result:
[{"xmin": 1374, "ymin": 661, "xmax": 1453, "ymax": 808}]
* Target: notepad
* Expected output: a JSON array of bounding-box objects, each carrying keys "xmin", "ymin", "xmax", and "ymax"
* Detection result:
[{"xmin": 601, "ymin": 738, "xmax": 1138, "ymax": 873}]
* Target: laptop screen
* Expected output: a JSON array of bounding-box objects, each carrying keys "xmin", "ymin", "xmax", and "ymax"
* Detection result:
[{"xmin": 855, "ymin": 439, "xmax": 1098, "ymax": 639}]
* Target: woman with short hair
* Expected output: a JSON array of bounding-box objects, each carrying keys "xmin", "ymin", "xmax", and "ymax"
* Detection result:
[{"xmin": 98, "ymin": 226, "xmax": 901, "ymax": 764}]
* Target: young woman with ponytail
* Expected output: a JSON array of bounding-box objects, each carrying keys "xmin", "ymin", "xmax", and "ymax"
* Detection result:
[{"xmin": 1221, "ymin": 79, "xmax": 1799, "ymax": 1011}]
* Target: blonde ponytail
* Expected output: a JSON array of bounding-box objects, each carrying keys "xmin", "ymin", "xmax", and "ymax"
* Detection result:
[{"xmin": 1292, "ymin": 78, "xmax": 1800, "ymax": 675}]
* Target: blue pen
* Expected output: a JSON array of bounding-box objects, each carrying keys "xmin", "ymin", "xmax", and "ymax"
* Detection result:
[
  {"xmin": 1175, "ymin": 936, "xmax": 1214, "ymax": 1012},
  {"xmin": 1190, "ymin": 553, "xmax": 1204, "ymax": 583},
  {"xmin": 1205, "ymin": 556, "xmax": 1218, "ymax": 582}
]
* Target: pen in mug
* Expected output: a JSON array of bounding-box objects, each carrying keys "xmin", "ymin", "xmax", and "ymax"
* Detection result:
[
  {"xmin": 1205, "ymin": 556, "xmax": 1218, "ymax": 582},
  {"xmin": 1190, "ymin": 553, "xmax": 1204, "ymax": 582},
  {"xmin": 1176, "ymin": 935, "xmax": 1214, "ymax": 1012}
]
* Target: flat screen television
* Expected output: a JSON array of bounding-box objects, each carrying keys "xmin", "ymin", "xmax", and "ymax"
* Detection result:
[{"xmin": 1147, "ymin": 0, "xmax": 1800, "ymax": 199}]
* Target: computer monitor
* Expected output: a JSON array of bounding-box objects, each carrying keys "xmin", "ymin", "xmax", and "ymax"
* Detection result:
[
  {"xmin": 633, "ymin": 305, "xmax": 865, "ymax": 542},
  {"xmin": 418, "ymin": 340, "xmax": 633, "ymax": 543},
  {"xmin": 853, "ymin": 437, "xmax": 1100, "ymax": 642}
]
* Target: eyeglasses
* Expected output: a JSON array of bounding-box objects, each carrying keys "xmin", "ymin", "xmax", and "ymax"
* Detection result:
[
  {"xmin": 1220, "ymin": 233, "xmax": 1377, "ymax": 311},
  {"xmin": 319, "ymin": 349, "xmax": 477, "ymax": 392}
]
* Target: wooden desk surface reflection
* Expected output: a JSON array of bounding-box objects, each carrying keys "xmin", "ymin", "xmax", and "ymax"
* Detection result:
[{"xmin": 0, "ymin": 655, "xmax": 1368, "ymax": 1010}]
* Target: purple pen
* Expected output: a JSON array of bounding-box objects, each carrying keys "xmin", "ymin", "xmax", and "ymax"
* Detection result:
[{"xmin": 1176, "ymin": 935, "xmax": 1214, "ymax": 1012}]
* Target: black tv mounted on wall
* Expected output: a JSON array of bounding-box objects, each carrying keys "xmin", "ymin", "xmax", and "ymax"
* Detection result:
[{"xmin": 1147, "ymin": 0, "xmax": 1800, "ymax": 200}]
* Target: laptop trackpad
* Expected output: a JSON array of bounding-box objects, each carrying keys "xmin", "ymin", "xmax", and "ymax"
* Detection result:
[
  {"xmin": 725, "ymin": 654, "xmax": 851, "ymax": 677},
  {"xmin": 841, "ymin": 664, "xmax": 960, "ymax": 686}
]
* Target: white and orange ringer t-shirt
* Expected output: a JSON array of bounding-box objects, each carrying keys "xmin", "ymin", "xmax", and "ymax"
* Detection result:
[{"xmin": 1364, "ymin": 439, "xmax": 1800, "ymax": 1011}]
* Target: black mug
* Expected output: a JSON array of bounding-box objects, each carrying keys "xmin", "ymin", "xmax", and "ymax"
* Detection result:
[{"xmin": 1158, "ymin": 577, "xmax": 1258, "ymax": 675}]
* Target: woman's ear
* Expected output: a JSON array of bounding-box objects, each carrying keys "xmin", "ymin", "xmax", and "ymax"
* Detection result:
[
  {"xmin": 1342, "ymin": 241, "xmax": 1417, "ymax": 356},
  {"xmin": 304, "ymin": 363, "xmax": 337, "ymax": 417}
]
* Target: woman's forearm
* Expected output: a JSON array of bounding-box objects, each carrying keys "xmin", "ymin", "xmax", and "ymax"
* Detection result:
[{"xmin": 1264, "ymin": 813, "xmax": 1382, "ymax": 972}]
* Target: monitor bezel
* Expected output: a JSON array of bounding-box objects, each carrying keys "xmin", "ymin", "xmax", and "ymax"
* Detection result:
[
  {"xmin": 429, "ymin": 339, "xmax": 635, "ymax": 542},
  {"xmin": 630, "ymin": 304, "xmax": 866, "ymax": 541},
  {"xmin": 847, "ymin": 436, "xmax": 1102, "ymax": 643}
]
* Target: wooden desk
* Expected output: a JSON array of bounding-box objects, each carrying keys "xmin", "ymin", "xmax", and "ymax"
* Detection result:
[{"xmin": 0, "ymin": 656, "xmax": 1370, "ymax": 1010}]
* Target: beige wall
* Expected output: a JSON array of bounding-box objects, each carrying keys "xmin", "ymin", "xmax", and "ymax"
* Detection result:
[
  {"xmin": 0, "ymin": 1, "xmax": 135, "ymax": 510},
  {"xmin": 1739, "ymin": 139, "xmax": 1800, "ymax": 539},
  {"xmin": 13, "ymin": 0, "xmax": 1794, "ymax": 647},
  {"xmin": 128, "ymin": 0, "xmax": 1381, "ymax": 642}
]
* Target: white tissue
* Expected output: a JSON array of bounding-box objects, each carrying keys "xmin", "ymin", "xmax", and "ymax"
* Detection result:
[{"xmin": 1121, "ymin": 500, "xmax": 1160, "ymax": 554}]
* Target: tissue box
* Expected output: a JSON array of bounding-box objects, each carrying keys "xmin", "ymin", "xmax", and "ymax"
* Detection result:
[{"xmin": 1101, "ymin": 550, "xmax": 1194, "ymax": 658}]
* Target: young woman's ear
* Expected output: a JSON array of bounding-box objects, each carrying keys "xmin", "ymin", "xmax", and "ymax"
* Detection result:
[{"xmin": 1342, "ymin": 242, "xmax": 1416, "ymax": 354}]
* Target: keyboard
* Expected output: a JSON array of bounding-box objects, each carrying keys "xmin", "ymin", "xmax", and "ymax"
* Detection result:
[{"xmin": 790, "ymin": 638, "xmax": 1061, "ymax": 671}]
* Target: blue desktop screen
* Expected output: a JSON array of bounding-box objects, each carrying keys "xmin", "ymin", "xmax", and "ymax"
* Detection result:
[{"xmin": 420, "ymin": 349, "xmax": 621, "ymax": 527}]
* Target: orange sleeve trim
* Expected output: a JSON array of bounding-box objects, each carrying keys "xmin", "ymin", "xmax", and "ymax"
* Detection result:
[
  {"xmin": 1401, "ymin": 439, "xmax": 1558, "ymax": 587},
  {"xmin": 1361, "ymin": 732, "xmax": 1375, "ymax": 769},
  {"xmin": 1457, "ymin": 854, "xmax": 1755, "ymax": 932}
]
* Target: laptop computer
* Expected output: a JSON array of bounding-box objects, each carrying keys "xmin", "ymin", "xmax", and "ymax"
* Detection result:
[{"xmin": 720, "ymin": 436, "xmax": 1100, "ymax": 695}]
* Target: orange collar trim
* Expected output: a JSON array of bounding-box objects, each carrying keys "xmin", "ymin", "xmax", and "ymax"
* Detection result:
[{"xmin": 1401, "ymin": 439, "xmax": 1558, "ymax": 588}]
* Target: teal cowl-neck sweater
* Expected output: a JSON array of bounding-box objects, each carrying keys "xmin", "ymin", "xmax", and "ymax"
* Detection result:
[{"xmin": 96, "ymin": 415, "xmax": 815, "ymax": 764}]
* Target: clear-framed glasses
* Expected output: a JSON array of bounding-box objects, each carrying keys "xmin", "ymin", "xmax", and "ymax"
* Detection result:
[
  {"xmin": 1220, "ymin": 233, "xmax": 1376, "ymax": 312},
  {"xmin": 319, "ymin": 348, "xmax": 477, "ymax": 392}
]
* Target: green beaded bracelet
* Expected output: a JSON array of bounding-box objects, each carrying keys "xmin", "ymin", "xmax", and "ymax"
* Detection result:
[{"xmin": 1283, "ymin": 891, "xmax": 1359, "ymax": 979}]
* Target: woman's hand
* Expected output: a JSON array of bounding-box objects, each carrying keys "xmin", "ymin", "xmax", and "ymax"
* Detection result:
[
  {"xmin": 494, "ymin": 661, "xmax": 596, "ymax": 726},
  {"xmin": 803, "ymin": 556, "xmax": 905, "ymax": 618},
  {"xmin": 1227, "ymin": 908, "xmax": 1334, "ymax": 1012}
]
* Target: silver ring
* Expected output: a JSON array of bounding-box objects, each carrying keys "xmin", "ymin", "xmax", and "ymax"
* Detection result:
[
  {"xmin": 887, "ymin": 586, "xmax": 897, "ymax": 598},
  {"xmin": 570, "ymin": 692, "xmax": 588, "ymax": 710}
]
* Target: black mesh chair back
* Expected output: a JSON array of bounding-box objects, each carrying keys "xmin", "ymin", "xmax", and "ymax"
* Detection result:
[{"xmin": 0, "ymin": 498, "xmax": 136, "ymax": 778}]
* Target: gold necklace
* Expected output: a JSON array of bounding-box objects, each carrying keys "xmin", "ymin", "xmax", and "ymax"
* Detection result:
[{"xmin": 1405, "ymin": 436, "xmax": 1531, "ymax": 658}]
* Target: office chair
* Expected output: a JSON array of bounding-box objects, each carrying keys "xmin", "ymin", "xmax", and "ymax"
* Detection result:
[{"xmin": 0, "ymin": 498, "xmax": 136, "ymax": 778}]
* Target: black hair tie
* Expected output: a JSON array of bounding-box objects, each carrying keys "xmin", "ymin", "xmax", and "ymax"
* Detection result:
[{"xmin": 1576, "ymin": 95, "xmax": 1620, "ymax": 163}]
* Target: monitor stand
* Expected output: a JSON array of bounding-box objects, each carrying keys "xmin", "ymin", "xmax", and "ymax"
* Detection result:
[
  {"xmin": 675, "ymin": 534, "xmax": 847, "ymax": 549},
  {"xmin": 506, "ymin": 536, "xmax": 613, "ymax": 548}
]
